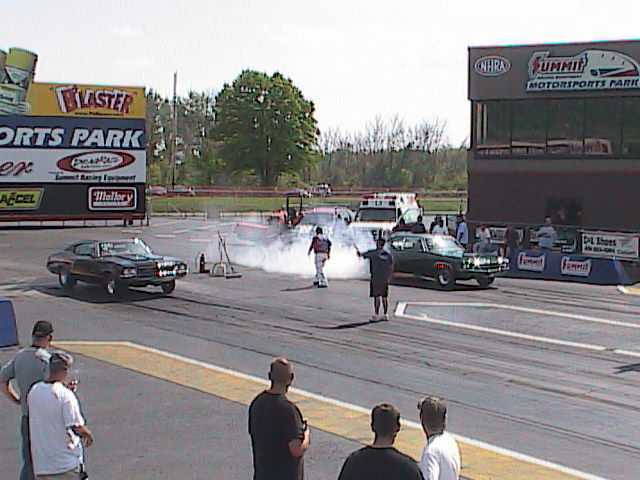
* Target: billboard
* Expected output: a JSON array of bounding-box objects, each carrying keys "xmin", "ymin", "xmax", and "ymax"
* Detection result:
[{"xmin": 0, "ymin": 46, "xmax": 146, "ymax": 221}]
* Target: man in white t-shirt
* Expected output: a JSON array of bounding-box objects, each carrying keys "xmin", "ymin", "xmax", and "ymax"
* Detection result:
[
  {"xmin": 536, "ymin": 217, "xmax": 556, "ymax": 250},
  {"xmin": 417, "ymin": 396, "xmax": 460, "ymax": 480},
  {"xmin": 28, "ymin": 353, "xmax": 93, "ymax": 480},
  {"xmin": 431, "ymin": 217, "xmax": 448, "ymax": 235}
]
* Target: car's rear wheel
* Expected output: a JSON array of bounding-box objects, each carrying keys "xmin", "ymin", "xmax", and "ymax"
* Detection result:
[
  {"xmin": 436, "ymin": 266, "xmax": 455, "ymax": 289},
  {"xmin": 161, "ymin": 280, "xmax": 176, "ymax": 295},
  {"xmin": 477, "ymin": 275, "xmax": 495, "ymax": 288},
  {"xmin": 103, "ymin": 273, "xmax": 121, "ymax": 297},
  {"xmin": 58, "ymin": 268, "xmax": 77, "ymax": 289}
]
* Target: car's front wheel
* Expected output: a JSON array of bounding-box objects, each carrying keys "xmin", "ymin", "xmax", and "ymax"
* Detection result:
[
  {"xmin": 58, "ymin": 268, "xmax": 77, "ymax": 289},
  {"xmin": 436, "ymin": 266, "xmax": 455, "ymax": 289},
  {"xmin": 477, "ymin": 275, "xmax": 495, "ymax": 289},
  {"xmin": 161, "ymin": 280, "xmax": 176, "ymax": 295},
  {"xmin": 103, "ymin": 273, "xmax": 122, "ymax": 297}
]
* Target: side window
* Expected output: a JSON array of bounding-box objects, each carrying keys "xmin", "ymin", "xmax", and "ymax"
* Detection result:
[
  {"xmin": 74, "ymin": 243, "xmax": 96, "ymax": 256},
  {"xmin": 403, "ymin": 237, "xmax": 421, "ymax": 250},
  {"xmin": 389, "ymin": 238, "xmax": 404, "ymax": 251}
]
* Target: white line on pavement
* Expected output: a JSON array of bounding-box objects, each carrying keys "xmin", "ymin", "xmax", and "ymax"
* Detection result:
[
  {"xmin": 154, "ymin": 234, "xmax": 176, "ymax": 239},
  {"xmin": 54, "ymin": 341, "xmax": 612, "ymax": 480},
  {"xmin": 152, "ymin": 220, "xmax": 184, "ymax": 228},
  {"xmin": 398, "ymin": 301, "xmax": 640, "ymax": 329},
  {"xmin": 189, "ymin": 238, "xmax": 212, "ymax": 243},
  {"xmin": 171, "ymin": 229, "xmax": 190, "ymax": 234},
  {"xmin": 395, "ymin": 302, "xmax": 640, "ymax": 358}
]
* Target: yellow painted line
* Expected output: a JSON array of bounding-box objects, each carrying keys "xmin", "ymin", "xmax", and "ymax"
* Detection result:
[
  {"xmin": 54, "ymin": 341, "xmax": 609, "ymax": 480},
  {"xmin": 617, "ymin": 285, "xmax": 640, "ymax": 295}
]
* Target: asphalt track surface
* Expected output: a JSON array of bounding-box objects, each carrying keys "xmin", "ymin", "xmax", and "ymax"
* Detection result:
[{"xmin": 0, "ymin": 218, "xmax": 639, "ymax": 480}]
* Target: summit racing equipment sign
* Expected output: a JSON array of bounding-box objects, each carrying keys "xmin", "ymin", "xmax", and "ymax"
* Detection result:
[
  {"xmin": 0, "ymin": 188, "xmax": 43, "ymax": 209},
  {"xmin": 526, "ymin": 49, "xmax": 640, "ymax": 92},
  {"xmin": 516, "ymin": 251, "xmax": 545, "ymax": 272}
]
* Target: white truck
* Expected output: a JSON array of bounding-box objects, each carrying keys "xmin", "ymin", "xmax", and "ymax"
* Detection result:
[{"xmin": 348, "ymin": 192, "xmax": 421, "ymax": 248}]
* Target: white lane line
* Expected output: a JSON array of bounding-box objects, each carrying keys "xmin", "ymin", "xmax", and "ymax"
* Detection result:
[
  {"xmin": 154, "ymin": 234, "xmax": 176, "ymax": 239},
  {"xmin": 121, "ymin": 229, "xmax": 143, "ymax": 234},
  {"xmin": 189, "ymin": 238, "xmax": 212, "ymax": 243},
  {"xmin": 171, "ymin": 229, "xmax": 190, "ymax": 234},
  {"xmin": 396, "ymin": 302, "xmax": 640, "ymax": 358},
  {"xmin": 196, "ymin": 222, "xmax": 235, "ymax": 231},
  {"xmin": 401, "ymin": 301, "xmax": 640, "ymax": 329},
  {"xmin": 55, "ymin": 340, "xmax": 612, "ymax": 480},
  {"xmin": 617, "ymin": 286, "xmax": 630, "ymax": 294},
  {"xmin": 152, "ymin": 220, "xmax": 185, "ymax": 228}
]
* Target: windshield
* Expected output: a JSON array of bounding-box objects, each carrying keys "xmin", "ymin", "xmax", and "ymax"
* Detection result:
[
  {"xmin": 300, "ymin": 212, "xmax": 334, "ymax": 225},
  {"xmin": 426, "ymin": 235, "xmax": 464, "ymax": 258},
  {"xmin": 98, "ymin": 239, "xmax": 152, "ymax": 257},
  {"xmin": 354, "ymin": 208, "xmax": 397, "ymax": 222}
]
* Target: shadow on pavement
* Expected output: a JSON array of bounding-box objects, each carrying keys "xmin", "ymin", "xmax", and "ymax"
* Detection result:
[
  {"xmin": 614, "ymin": 363, "xmax": 640, "ymax": 374},
  {"xmin": 314, "ymin": 320, "xmax": 375, "ymax": 330},
  {"xmin": 34, "ymin": 285, "xmax": 168, "ymax": 304},
  {"xmin": 281, "ymin": 285, "xmax": 317, "ymax": 292},
  {"xmin": 391, "ymin": 276, "xmax": 482, "ymax": 292}
]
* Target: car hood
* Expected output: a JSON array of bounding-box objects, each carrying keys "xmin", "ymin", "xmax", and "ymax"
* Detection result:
[
  {"xmin": 102, "ymin": 254, "xmax": 184, "ymax": 264},
  {"xmin": 349, "ymin": 221, "xmax": 396, "ymax": 230}
]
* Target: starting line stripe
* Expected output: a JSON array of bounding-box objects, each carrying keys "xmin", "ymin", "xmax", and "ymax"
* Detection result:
[
  {"xmin": 54, "ymin": 341, "xmax": 609, "ymax": 480},
  {"xmin": 395, "ymin": 302, "xmax": 640, "ymax": 359}
]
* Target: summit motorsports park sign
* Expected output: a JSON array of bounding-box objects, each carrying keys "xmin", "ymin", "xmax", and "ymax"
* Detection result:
[{"xmin": 0, "ymin": 47, "xmax": 146, "ymax": 222}]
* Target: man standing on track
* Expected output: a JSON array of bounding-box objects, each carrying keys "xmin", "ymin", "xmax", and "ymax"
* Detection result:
[
  {"xmin": 356, "ymin": 238, "xmax": 394, "ymax": 321},
  {"xmin": 0, "ymin": 321, "xmax": 54, "ymax": 480},
  {"xmin": 249, "ymin": 357, "xmax": 310, "ymax": 480},
  {"xmin": 308, "ymin": 226, "xmax": 332, "ymax": 288}
]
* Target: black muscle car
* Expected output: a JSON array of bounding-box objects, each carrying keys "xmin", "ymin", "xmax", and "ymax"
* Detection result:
[
  {"xmin": 388, "ymin": 233, "xmax": 508, "ymax": 289},
  {"xmin": 46, "ymin": 238, "xmax": 188, "ymax": 296}
]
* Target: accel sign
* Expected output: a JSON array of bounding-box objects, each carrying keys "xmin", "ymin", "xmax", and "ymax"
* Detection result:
[{"xmin": 527, "ymin": 49, "xmax": 640, "ymax": 91}]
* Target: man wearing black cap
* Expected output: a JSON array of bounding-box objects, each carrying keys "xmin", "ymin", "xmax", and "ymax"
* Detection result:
[
  {"xmin": 337, "ymin": 403, "xmax": 424, "ymax": 480},
  {"xmin": 0, "ymin": 321, "xmax": 54, "ymax": 480},
  {"xmin": 28, "ymin": 353, "xmax": 92, "ymax": 480}
]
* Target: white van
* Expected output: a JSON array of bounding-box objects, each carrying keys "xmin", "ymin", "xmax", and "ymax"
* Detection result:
[{"xmin": 349, "ymin": 192, "xmax": 421, "ymax": 246}]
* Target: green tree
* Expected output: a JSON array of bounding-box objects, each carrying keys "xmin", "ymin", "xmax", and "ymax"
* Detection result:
[{"xmin": 213, "ymin": 70, "xmax": 320, "ymax": 186}]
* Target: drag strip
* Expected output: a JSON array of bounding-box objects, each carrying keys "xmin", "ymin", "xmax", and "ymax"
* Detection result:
[{"xmin": 55, "ymin": 341, "xmax": 612, "ymax": 480}]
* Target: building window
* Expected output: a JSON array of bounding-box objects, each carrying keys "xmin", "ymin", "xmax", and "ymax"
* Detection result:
[
  {"xmin": 511, "ymin": 100, "xmax": 546, "ymax": 156},
  {"xmin": 476, "ymin": 101, "xmax": 510, "ymax": 156},
  {"xmin": 584, "ymin": 98, "xmax": 620, "ymax": 155},
  {"xmin": 547, "ymin": 99, "xmax": 584, "ymax": 155},
  {"xmin": 622, "ymin": 98, "xmax": 640, "ymax": 157}
]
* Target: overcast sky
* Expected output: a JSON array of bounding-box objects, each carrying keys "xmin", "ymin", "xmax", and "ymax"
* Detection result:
[{"xmin": 2, "ymin": 0, "xmax": 639, "ymax": 145}]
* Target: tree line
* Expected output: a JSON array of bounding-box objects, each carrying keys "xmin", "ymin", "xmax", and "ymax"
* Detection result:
[{"xmin": 145, "ymin": 70, "xmax": 467, "ymax": 190}]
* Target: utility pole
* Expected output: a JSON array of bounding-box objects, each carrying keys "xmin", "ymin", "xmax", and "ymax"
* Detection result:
[{"xmin": 171, "ymin": 71, "xmax": 178, "ymax": 188}]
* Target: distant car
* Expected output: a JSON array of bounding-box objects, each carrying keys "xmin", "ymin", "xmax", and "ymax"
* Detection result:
[
  {"xmin": 46, "ymin": 238, "xmax": 188, "ymax": 296},
  {"xmin": 311, "ymin": 184, "xmax": 332, "ymax": 197},
  {"xmin": 169, "ymin": 185, "xmax": 195, "ymax": 196},
  {"xmin": 146, "ymin": 185, "xmax": 168, "ymax": 196},
  {"xmin": 388, "ymin": 232, "xmax": 509, "ymax": 289}
]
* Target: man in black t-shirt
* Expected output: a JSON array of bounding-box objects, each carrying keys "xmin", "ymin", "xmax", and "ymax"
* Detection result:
[
  {"xmin": 249, "ymin": 357, "xmax": 310, "ymax": 480},
  {"xmin": 337, "ymin": 403, "xmax": 424, "ymax": 480}
]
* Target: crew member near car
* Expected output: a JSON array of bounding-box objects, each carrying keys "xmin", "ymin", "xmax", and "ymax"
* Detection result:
[
  {"xmin": 308, "ymin": 226, "xmax": 332, "ymax": 288},
  {"xmin": 357, "ymin": 238, "xmax": 394, "ymax": 321}
]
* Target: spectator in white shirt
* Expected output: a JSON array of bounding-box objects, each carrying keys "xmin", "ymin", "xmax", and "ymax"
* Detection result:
[
  {"xmin": 417, "ymin": 396, "xmax": 460, "ymax": 480},
  {"xmin": 536, "ymin": 217, "xmax": 556, "ymax": 250},
  {"xmin": 431, "ymin": 217, "xmax": 448, "ymax": 236},
  {"xmin": 473, "ymin": 223, "xmax": 491, "ymax": 253},
  {"xmin": 28, "ymin": 353, "xmax": 93, "ymax": 480},
  {"xmin": 455, "ymin": 215, "xmax": 468, "ymax": 250}
]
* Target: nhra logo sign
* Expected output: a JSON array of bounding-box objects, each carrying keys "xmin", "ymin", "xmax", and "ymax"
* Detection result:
[
  {"xmin": 517, "ymin": 252, "xmax": 545, "ymax": 272},
  {"xmin": 88, "ymin": 187, "xmax": 137, "ymax": 210},
  {"xmin": 475, "ymin": 56, "xmax": 510, "ymax": 76},
  {"xmin": 561, "ymin": 257, "xmax": 592, "ymax": 277}
]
